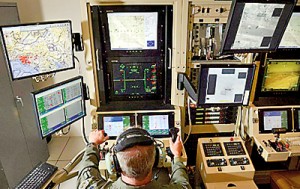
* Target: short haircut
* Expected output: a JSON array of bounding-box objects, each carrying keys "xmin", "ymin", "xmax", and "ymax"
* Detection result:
[{"xmin": 116, "ymin": 144, "xmax": 156, "ymax": 180}]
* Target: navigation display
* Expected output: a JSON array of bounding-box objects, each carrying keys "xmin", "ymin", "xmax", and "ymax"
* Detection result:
[
  {"xmin": 1, "ymin": 20, "xmax": 74, "ymax": 80},
  {"xmin": 112, "ymin": 62, "xmax": 157, "ymax": 95},
  {"xmin": 107, "ymin": 12, "xmax": 158, "ymax": 50},
  {"xmin": 31, "ymin": 76, "xmax": 86, "ymax": 138},
  {"xmin": 261, "ymin": 60, "xmax": 300, "ymax": 92}
]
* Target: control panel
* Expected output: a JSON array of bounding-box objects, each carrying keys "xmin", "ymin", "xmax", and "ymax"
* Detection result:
[
  {"xmin": 203, "ymin": 143, "xmax": 224, "ymax": 157},
  {"xmin": 196, "ymin": 137, "xmax": 255, "ymax": 183},
  {"xmin": 253, "ymin": 134, "xmax": 300, "ymax": 162},
  {"xmin": 229, "ymin": 157, "xmax": 250, "ymax": 166},
  {"xmin": 223, "ymin": 142, "xmax": 246, "ymax": 156},
  {"xmin": 206, "ymin": 158, "xmax": 227, "ymax": 167},
  {"xmin": 248, "ymin": 106, "xmax": 300, "ymax": 162}
]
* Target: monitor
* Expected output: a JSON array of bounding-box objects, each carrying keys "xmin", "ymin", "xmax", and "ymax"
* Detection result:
[
  {"xmin": 258, "ymin": 109, "xmax": 292, "ymax": 133},
  {"xmin": 294, "ymin": 108, "xmax": 300, "ymax": 131},
  {"xmin": 139, "ymin": 112, "xmax": 174, "ymax": 137},
  {"xmin": 254, "ymin": 58, "xmax": 300, "ymax": 105},
  {"xmin": 279, "ymin": 6, "xmax": 300, "ymax": 49},
  {"xmin": 95, "ymin": 5, "xmax": 169, "ymax": 57},
  {"xmin": 261, "ymin": 60, "xmax": 300, "ymax": 92},
  {"xmin": 90, "ymin": 5, "xmax": 172, "ymax": 106},
  {"xmin": 112, "ymin": 62, "xmax": 158, "ymax": 96},
  {"xmin": 0, "ymin": 20, "xmax": 74, "ymax": 80},
  {"xmin": 197, "ymin": 64, "xmax": 255, "ymax": 106},
  {"xmin": 107, "ymin": 12, "xmax": 158, "ymax": 51},
  {"xmin": 98, "ymin": 114, "xmax": 135, "ymax": 138},
  {"xmin": 31, "ymin": 76, "xmax": 86, "ymax": 138},
  {"xmin": 220, "ymin": 0, "xmax": 296, "ymax": 54}
]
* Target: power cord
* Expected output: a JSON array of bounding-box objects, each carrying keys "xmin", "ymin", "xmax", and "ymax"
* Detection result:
[{"xmin": 183, "ymin": 96, "xmax": 194, "ymax": 144}]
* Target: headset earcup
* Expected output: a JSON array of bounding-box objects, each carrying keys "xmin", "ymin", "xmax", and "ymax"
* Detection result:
[
  {"xmin": 105, "ymin": 152, "xmax": 115, "ymax": 174},
  {"xmin": 113, "ymin": 153, "xmax": 121, "ymax": 173}
]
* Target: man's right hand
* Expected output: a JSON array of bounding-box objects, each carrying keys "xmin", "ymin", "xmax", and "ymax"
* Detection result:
[
  {"xmin": 169, "ymin": 135, "xmax": 183, "ymax": 157},
  {"xmin": 89, "ymin": 130, "xmax": 109, "ymax": 145}
]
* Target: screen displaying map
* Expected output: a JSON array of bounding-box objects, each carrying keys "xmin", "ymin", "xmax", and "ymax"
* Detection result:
[
  {"xmin": 1, "ymin": 20, "xmax": 74, "ymax": 80},
  {"xmin": 107, "ymin": 12, "xmax": 158, "ymax": 50},
  {"xmin": 232, "ymin": 3, "xmax": 284, "ymax": 50}
]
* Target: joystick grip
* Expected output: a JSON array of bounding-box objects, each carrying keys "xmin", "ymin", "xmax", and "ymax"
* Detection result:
[{"xmin": 169, "ymin": 128, "xmax": 179, "ymax": 143}]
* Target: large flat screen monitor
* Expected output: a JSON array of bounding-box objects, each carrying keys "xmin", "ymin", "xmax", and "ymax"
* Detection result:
[
  {"xmin": 138, "ymin": 112, "xmax": 174, "ymax": 138},
  {"xmin": 254, "ymin": 58, "xmax": 300, "ymax": 105},
  {"xmin": 0, "ymin": 20, "xmax": 74, "ymax": 80},
  {"xmin": 107, "ymin": 12, "xmax": 158, "ymax": 51},
  {"xmin": 99, "ymin": 114, "xmax": 135, "ymax": 138},
  {"xmin": 31, "ymin": 76, "xmax": 86, "ymax": 138},
  {"xmin": 197, "ymin": 64, "xmax": 255, "ymax": 106},
  {"xmin": 258, "ymin": 109, "xmax": 292, "ymax": 133},
  {"xmin": 221, "ymin": 0, "xmax": 296, "ymax": 54},
  {"xmin": 94, "ymin": 5, "xmax": 170, "ymax": 57}
]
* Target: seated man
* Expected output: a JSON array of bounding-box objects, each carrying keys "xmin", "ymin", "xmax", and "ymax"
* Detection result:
[{"xmin": 77, "ymin": 127, "xmax": 191, "ymax": 189}]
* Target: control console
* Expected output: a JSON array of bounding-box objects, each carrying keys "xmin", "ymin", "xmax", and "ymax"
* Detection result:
[
  {"xmin": 196, "ymin": 137, "xmax": 255, "ymax": 184},
  {"xmin": 253, "ymin": 134, "xmax": 300, "ymax": 162}
]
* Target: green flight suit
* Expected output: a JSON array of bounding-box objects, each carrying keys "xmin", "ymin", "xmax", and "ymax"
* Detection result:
[{"xmin": 77, "ymin": 145, "xmax": 192, "ymax": 189}]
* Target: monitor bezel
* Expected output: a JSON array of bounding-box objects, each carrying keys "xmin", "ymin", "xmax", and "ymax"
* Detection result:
[
  {"xmin": 0, "ymin": 20, "xmax": 75, "ymax": 80},
  {"xmin": 294, "ymin": 108, "xmax": 300, "ymax": 132},
  {"xmin": 96, "ymin": 5, "xmax": 167, "ymax": 57},
  {"xmin": 258, "ymin": 108, "xmax": 292, "ymax": 133},
  {"xmin": 197, "ymin": 63, "xmax": 255, "ymax": 107},
  {"xmin": 220, "ymin": 0, "xmax": 296, "ymax": 54},
  {"xmin": 31, "ymin": 76, "xmax": 86, "ymax": 139},
  {"xmin": 98, "ymin": 113, "xmax": 136, "ymax": 139},
  {"xmin": 138, "ymin": 112, "xmax": 174, "ymax": 138}
]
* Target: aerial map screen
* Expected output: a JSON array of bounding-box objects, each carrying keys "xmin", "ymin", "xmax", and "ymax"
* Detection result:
[
  {"xmin": 107, "ymin": 12, "xmax": 158, "ymax": 50},
  {"xmin": 232, "ymin": 3, "xmax": 284, "ymax": 50},
  {"xmin": 261, "ymin": 60, "xmax": 300, "ymax": 92},
  {"xmin": 1, "ymin": 20, "xmax": 74, "ymax": 80}
]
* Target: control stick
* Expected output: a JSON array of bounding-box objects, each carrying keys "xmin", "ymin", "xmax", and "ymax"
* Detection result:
[{"xmin": 169, "ymin": 127, "xmax": 179, "ymax": 143}]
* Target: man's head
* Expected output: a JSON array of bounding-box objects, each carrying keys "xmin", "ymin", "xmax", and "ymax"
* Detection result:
[{"xmin": 114, "ymin": 127, "xmax": 156, "ymax": 180}]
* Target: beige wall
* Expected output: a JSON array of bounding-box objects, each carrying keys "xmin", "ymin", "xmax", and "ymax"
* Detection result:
[{"xmin": 0, "ymin": 0, "xmax": 95, "ymax": 137}]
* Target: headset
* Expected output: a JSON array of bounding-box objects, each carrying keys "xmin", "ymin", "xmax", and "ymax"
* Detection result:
[{"xmin": 105, "ymin": 127, "xmax": 166, "ymax": 175}]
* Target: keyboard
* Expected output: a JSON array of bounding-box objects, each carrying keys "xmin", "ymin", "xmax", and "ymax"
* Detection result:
[{"xmin": 15, "ymin": 162, "xmax": 57, "ymax": 189}]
